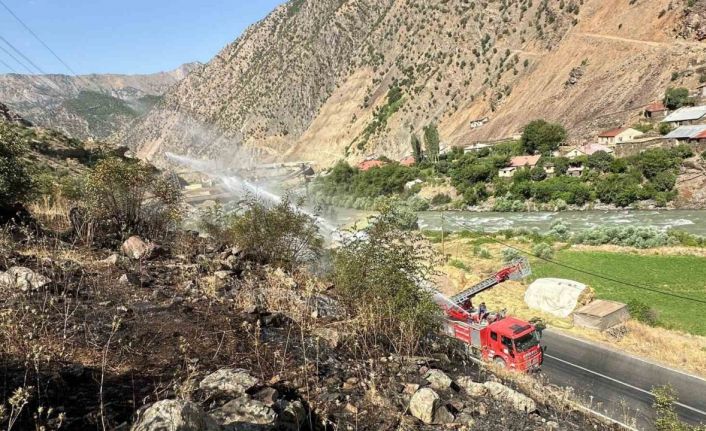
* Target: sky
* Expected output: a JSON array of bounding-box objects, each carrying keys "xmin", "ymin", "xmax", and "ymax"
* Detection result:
[{"xmin": 0, "ymin": 0, "xmax": 284, "ymax": 76}]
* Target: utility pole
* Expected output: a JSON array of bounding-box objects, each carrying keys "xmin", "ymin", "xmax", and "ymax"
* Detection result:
[{"xmin": 441, "ymin": 211, "xmax": 446, "ymax": 261}]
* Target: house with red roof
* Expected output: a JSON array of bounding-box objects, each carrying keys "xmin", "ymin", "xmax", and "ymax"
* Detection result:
[
  {"xmin": 357, "ymin": 159, "xmax": 386, "ymax": 171},
  {"xmin": 565, "ymin": 143, "xmax": 614, "ymax": 159},
  {"xmin": 644, "ymin": 102, "xmax": 668, "ymax": 120},
  {"xmin": 499, "ymin": 155, "xmax": 542, "ymax": 178},
  {"xmin": 597, "ymin": 127, "xmax": 643, "ymax": 146}
]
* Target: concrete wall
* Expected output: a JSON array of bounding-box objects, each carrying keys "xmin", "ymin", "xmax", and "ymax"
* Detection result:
[{"xmin": 615, "ymin": 139, "xmax": 706, "ymax": 158}]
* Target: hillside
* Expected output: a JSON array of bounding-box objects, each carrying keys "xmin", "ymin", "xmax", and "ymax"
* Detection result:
[
  {"xmin": 0, "ymin": 62, "xmax": 201, "ymax": 140},
  {"xmin": 120, "ymin": 0, "xmax": 706, "ymax": 168}
]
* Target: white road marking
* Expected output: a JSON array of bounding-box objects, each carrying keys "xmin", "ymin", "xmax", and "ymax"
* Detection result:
[{"xmin": 544, "ymin": 354, "xmax": 706, "ymax": 417}]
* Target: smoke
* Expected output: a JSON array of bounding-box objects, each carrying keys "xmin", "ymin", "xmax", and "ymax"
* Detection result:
[{"xmin": 165, "ymin": 152, "xmax": 337, "ymax": 233}]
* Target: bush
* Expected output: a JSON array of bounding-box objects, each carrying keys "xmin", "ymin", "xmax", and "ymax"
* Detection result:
[
  {"xmin": 658, "ymin": 122, "xmax": 673, "ymax": 135},
  {"xmin": 83, "ymin": 158, "xmax": 182, "ymax": 241},
  {"xmin": 374, "ymin": 196, "xmax": 419, "ymax": 230},
  {"xmin": 572, "ymin": 226, "xmax": 678, "ymax": 249},
  {"xmin": 548, "ymin": 220, "xmax": 569, "ymax": 240},
  {"xmin": 627, "ymin": 299, "xmax": 659, "ymax": 326},
  {"xmin": 334, "ymin": 207, "xmax": 441, "ymax": 355},
  {"xmin": 520, "ymin": 120, "xmax": 567, "ymax": 155},
  {"xmin": 0, "ymin": 122, "xmax": 34, "ymax": 208},
  {"xmin": 652, "ymin": 386, "xmax": 698, "ymax": 431},
  {"xmin": 501, "ymin": 247, "xmax": 522, "ymax": 263},
  {"xmin": 532, "ymin": 242, "xmax": 554, "ymax": 259},
  {"xmin": 228, "ymin": 195, "xmax": 323, "ymax": 271},
  {"xmin": 430, "ymin": 193, "xmax": 452, "ymax": 205},
  {"xmin": 473, "ymin": 244, "xmax": 492, "ymax": 259},
  {"xmin": 663, "ymin": 87, "xmax": 694, "ymax": 110},
  {"xmin": 586, "ymin": 151, "xmax": 614, "ymax": 172}
]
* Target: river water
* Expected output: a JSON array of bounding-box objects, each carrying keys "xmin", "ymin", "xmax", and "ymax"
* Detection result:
[{"xmin": 326, "ymin": 208, "xmax": 706, "ymax": 235}]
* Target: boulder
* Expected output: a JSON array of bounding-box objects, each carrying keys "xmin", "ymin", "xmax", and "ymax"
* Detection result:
[
  {"xmin": 252, "ymin": 387, "xmax": 279, "ymax": 407},
  {"xmin": 433, "ymin": 405, "xmax": 455, "ymax": 424},
  {"xmin": 119, "ymin": 273, "xmax": 141, "ymax": 286},
  {"xmin": 209, "ymin": 396, "xmax": 276, "ymax": 428},
  {"xmin": 199, "ymin": 368, "xmax": 259, "ymax": 398},
  {"xmin": 131, "ymin": 399, "xmax": 220, "ymax": 431},
  {"xmin": 456, "ymin": 376, "xmax": 487, "ymax": 397},
  {"xmin": 424, "ymin": 369, "xmax": 453, "ymax": 390},
  {"xmin": 409, "ymin": 387, "xmax": 439, "ymax": 424},
  {"xmin": 0, "ymin": 267, "xmax": 51, "ymax": 292},
  {"xmin": 483, "ymin": 381, "xmax": 536, "ymax": 413}
]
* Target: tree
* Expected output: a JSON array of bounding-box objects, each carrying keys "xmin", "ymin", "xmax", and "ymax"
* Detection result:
[
  {"xmin": 410, "ymin": 133, "xmax": 423, "ymax": 163},
  {"xmin": 530, "ymin": 166, "xmax": 547, "ymax": 181},
  {"xmin": 587, "ymin": 150, "xmax": 614, "ymax": 172},
  {"xmin": 663, "ymin": 87, "xmax": 694, "ymax": 110},
  {"xmin": 520, "ymin": 120, "xmax": 567, "ymax": 155},
  {"xmin": 0, "ymin": 123, "xmax": 34, "ymax": 208},
  {"xmin": 424, "ymin": 123, "xmax": 440, "ymax": 164}
]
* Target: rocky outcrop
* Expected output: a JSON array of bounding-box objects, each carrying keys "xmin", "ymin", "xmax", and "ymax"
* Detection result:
[
  {"xmin": 0, "ymin": 267, "xmax": 51, "ymax": 292},
  {"xmin": 199, "ymin": 368, "xmax": 259, "ymax": 398},
  {"xmin": 409, "ymin": 387, "xmax": 440, "ymax": 424},
  {"xmin": 121, "ymin": 236, "xmax": 162, "ymax": 260},
  {"xmin": 131, "ymin": 400, "xmax": 220, "ymax": 431},
  {"xmin": 0, "ymin": 102, "xmax": 31, "ymax": 126},
  {"xmin": 484, "ymin": 381, "xmax": 537, "ymax": 413}
]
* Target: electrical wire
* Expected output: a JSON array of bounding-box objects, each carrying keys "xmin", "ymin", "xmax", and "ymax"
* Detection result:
[
  {"xmin": 0, "ymin": 34, "xmax": 47, "ymax": 75},
  {"xmin": 486, "ymin": 237, "xmax": 706, "ymax": 305}
]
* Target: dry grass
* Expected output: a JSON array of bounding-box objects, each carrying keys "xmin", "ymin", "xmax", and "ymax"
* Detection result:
[
  {"xmin": 437, "ymin": 237, "xmax": 706, "ymax": 377},
  {"xmin": 28, "ymin": 195, "xmax": 72, "ymax": 232}
]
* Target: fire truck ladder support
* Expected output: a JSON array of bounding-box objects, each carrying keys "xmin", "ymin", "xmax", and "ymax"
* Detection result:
[{"xmin": 449, "ymin": 258, "xmax": 531, "ymax": 306}]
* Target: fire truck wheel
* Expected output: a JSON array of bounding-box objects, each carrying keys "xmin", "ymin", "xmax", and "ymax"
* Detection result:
[{"xmin": 493, "ymin": 357, "xmax": 506, "ymax": 368}]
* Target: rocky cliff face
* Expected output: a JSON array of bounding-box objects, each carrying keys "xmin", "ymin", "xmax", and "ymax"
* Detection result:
[
  {"xmin": 121, "ymin": 0, "xmax": 705, "ymax": 168},
  {"xmin": 0, "ymin": 62, "xmax": 201, "ymax": 140}
]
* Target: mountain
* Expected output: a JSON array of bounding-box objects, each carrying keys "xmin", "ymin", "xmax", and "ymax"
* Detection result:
[
  {"xmin": 120, "ymin": 0, "xmax": 706, "ymax": 167},
  {"xmin": 0, "ymin": 62, "xmax": 201, "ymax": 140}
]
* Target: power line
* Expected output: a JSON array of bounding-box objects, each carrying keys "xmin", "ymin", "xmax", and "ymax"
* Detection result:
[
  {"xmin": 0, "ymin": 0, "xmax": 81, "ymax": 77},
  {"xmin": 0, "ymin": 55, "xmax": 18, "ymax": 73},
  {"xmin": 0, "ymin": 41, "xmax": 34, "ymax": 74},
  {"xmin": 486, "ymin": 237, "xmax": 706, "ymax": 305},
  {"xmin": 0, "ymin": 0, "xmax": 97, "ymax": 90},
  {"xmin": 0, "ymin": 34, "xmax": 47, "ymax": 74}
]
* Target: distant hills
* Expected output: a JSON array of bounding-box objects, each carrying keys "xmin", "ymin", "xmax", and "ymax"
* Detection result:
[
  {"xmin": 0, "ymin": 62, "xmax": 201, "ymax": 140},
  {"xmin": 114, "ymin": 0, "xmax": 705, "ymax": 168}
]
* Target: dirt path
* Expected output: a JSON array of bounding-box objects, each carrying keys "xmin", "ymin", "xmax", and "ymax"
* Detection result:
[{"xmin": 575, "ymin": 32, "xmax": 672, "ymax": 48}]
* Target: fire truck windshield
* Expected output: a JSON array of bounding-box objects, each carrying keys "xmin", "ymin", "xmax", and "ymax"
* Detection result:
[{"xmin": 514, "ymin": 331, "xmax": 540, "ymax": 352}]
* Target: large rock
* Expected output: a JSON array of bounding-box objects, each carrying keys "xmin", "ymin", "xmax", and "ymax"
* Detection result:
[
  {"xmin": 199, "ymin": 368, "xmax": 259, "ymax": 398},
  {"xmin": 210, "ymin": 396, "xmax": 276, "ymax": 429},
  {"xmin": 409, "ymin": 387, "xmax": 439, "ymax": 424},
  {"xmin": 483, "ymin": 382, "xmax": 537, "ymax": 413},
  {"xmin": 0, "ymin": 267, "xmax": 51, "ymax": 292},
  {"xmin": 424, "ymin": 369, "xmax": 453, "ymax": 390},
  {"xmin": 131, "ymin": 399, "xmax": 220, "ymax": 431},
  {"xmin": 122, "ymin": 236, "xmax": 161, "ymax": 260},
  {"xmin": 456, "ymin": 376, "xmax": 487, "ymax": 397}
]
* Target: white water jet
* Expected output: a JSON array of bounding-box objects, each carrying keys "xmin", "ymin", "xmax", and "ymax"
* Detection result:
[{"xmin": 165, "ymin": 152, "xmax": 337, "ymax": 233}]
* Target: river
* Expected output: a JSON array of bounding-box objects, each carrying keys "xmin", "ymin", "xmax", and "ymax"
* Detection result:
[{"xmin": 325, "ymin": 208, "xmax": 706, "ymax": 235}]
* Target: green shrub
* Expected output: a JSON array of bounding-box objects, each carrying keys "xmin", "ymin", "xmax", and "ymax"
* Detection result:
[
  {"xmin": 652, "ymin": 386, "xmax": 699, "ymax": 431},
  {"xmin": 449, "ymin": 259, "xmax": 470, "ymax": 271},
  {"xmin": 0, "ymin": 122, "xmax": 35, "ymax": 208},
  {"xmin": 83, "ymin": 157, "xmax": 182, "ymax": 241},
  {"xmin": 473, "ymin": 244, "xmax": 492, "ymax": 259},
  {"xmin": 663, "ymin": 87, "xmax": 694, "ymax": 110},
  {"xmin": 658, "ymin": 122, "xmax": 674, "ymax": 135},
  {"xmin": 334, "ymin": 207, "xmax": 441, "ymax": 355},
  {"xmin": 532, "ymin": 242, "xmax": 554, "ymax": 259},
  {"xmin": 229, "ymin": 196, "xmax": 323, "ymax": 271},
  {"xmin": 501, "ymin": 247, "xmax": 522, "ymax": 263}
]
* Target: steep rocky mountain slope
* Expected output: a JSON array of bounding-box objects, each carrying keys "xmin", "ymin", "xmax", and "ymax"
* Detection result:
[
  {"xmin": 120, "ymin": 0, "xmax": 706, "ymax": 168},
  {"xmin": 0, "ymin": 62, "xmax": 201, "ymax": 140}
]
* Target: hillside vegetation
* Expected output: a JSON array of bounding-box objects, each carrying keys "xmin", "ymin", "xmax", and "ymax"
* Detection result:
[{"xmin": 120, "ymin": 0, "xmax": 705, "ymax": 168}]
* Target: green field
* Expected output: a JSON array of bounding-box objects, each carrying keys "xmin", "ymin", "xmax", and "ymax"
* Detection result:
[{"xmin": 531, "ymin": 251, "xmax": 706, "ymax": 336}]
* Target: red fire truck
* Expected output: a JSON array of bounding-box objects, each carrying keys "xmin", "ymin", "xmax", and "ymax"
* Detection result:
[{"xmin": 431, "ymin": 258, "xmax": 544, "ymax": 372}]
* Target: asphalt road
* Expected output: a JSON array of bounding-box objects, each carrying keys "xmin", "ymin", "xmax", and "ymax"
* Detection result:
[{"xmin": 541, "ymin": 329, "xmax": 706, "ymax": 430}]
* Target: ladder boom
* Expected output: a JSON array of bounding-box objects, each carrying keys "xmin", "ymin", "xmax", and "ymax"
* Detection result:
[{"xmin": 450, "ymin": 258, "xmax": 531, "ymax": 306}]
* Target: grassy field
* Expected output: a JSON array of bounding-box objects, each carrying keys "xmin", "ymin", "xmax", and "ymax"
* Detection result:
[{"xmin": 532, "ymin": 250, "xmax": 706, "ymax": 336}]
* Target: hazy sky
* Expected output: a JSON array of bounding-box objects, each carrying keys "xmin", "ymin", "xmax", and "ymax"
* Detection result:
[{"xmin": 0, "ymin": 0, "xmax": 284, "ymax": 76}]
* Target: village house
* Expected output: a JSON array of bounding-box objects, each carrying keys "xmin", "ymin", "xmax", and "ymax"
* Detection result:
[
  {"xmin": 543, "ymin": 163, "xmax": 556, "ymax": 177},
  {"xmin": 597, "ymin": 127, "xmax": 644, "ymax": 146},
  {"xmin": 567, "ymin": 166, "xmax": 585, "ymax": 177},
  {"xmin": 696, "ymin": 84, "xmax": 706, "ymax": 99},
  {"xmin": 499, "ymin": 155, "xmax": 541, "ymax": 178},
  {"xmin": 663, "ymin": 125, "xmax": 706, "ymax": 143},
  {"xmin": 565, "ymin": 143, "xmax": 614, "ymax": 159},
  {"xmin": 644, "ymin": 101, "xmax": 668, "ymax": 120},
  {"xmin": 469, "ymin": 117, "xmax": 489, "ymax": 129},
  {"xmin": 400, "ymin": 156, "xmax": 416, "ymax": 167},
  {"xmin": 662, "ymin": 105, "xmax": 706, "ymax": 126}
]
